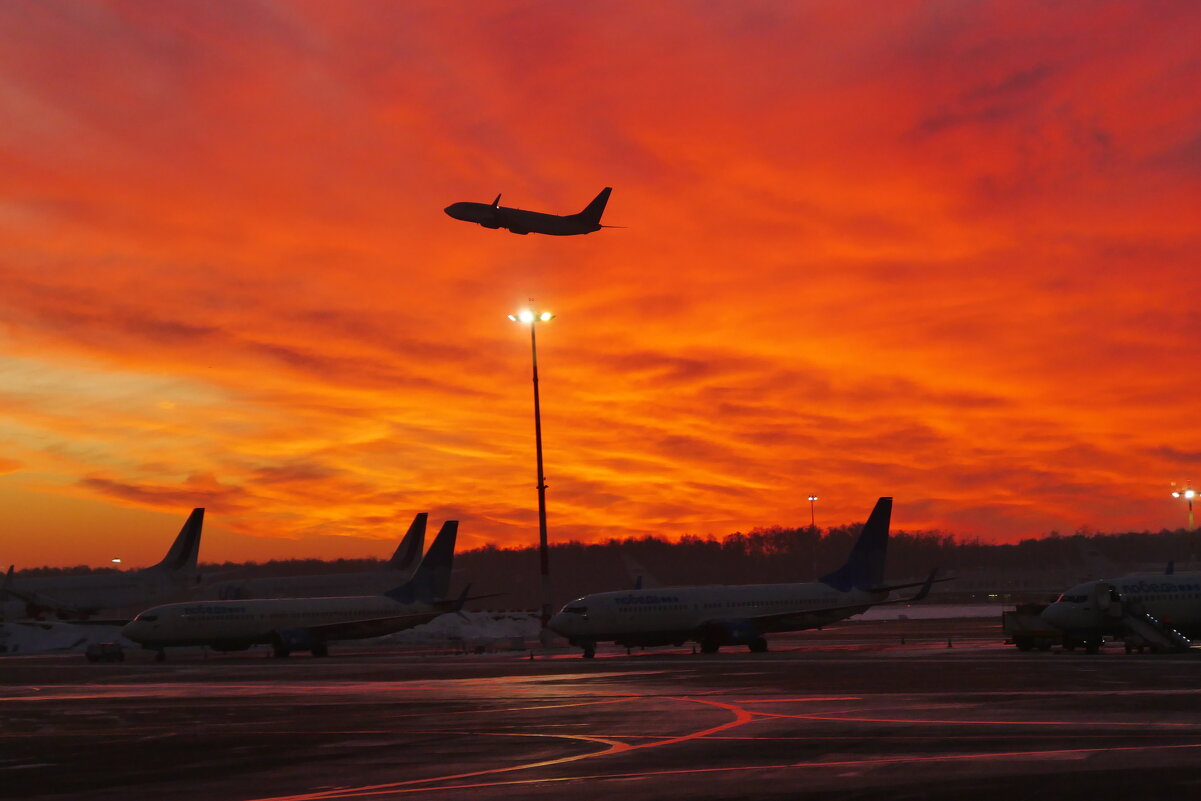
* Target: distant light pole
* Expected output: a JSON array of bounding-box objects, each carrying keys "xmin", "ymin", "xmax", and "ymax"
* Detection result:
[
  {"xmin": 807, "ymin": 495, "xmax": 819, "ymax": 530},
  {"xmin": 509, "ymin": 308, "xmax": 555, "ymax": 645},
  {"xmin": 1171, "ymin": 484, "xmax": 1196, "ymax": 533},
  {"xmin": 1172, "ymin": 483, "xmax": 1196, "ymax": 567}
]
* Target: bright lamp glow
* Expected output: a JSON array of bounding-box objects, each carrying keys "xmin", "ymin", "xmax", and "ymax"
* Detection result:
[
  {"xmin": 507, "ymin": 314, "xmax": 517, "ymax": 322},
  {"xmin": 540, "ymin": 312, "xmax": 554, "ymax": 322},
  {"xmin": 808, "ymin": 495, "xmax": 818, "ymax": 502},
  {"xmin": 519, "ymin": 310, "xmax": 535, "ymax": 323}
]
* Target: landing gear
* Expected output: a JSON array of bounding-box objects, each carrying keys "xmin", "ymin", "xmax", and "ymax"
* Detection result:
[
  {"xmin": 582, "ymin": 643, "xmax": 596, "ymax": 659},
  {"xmin": 748, "ymin": 637, "xmax": 768, "ymax": 653},
  {"xmin": 700, "ymin": 641, "xmax": 720, "ymax": 654},
  {"xmin": 311, "ymin": 643, "xmax": 329, "ymax": 658},
  {"xmin": 154, "ymin": 649, "xmax": 166, "ymax": 663},
  {"xmin": 271, "ymin": 638, "xmax": 291, "ymax": 659}
]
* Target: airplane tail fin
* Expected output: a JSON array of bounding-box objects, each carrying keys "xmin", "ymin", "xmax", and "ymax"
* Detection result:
[
  {"xmin": 819, "ymin": 498, "xmax": 891, "ymax": 592},
  {"xmin": 385, "ymin": 513, "xmax": 427, "ymax": 572},
  {"xmin": 576, "ymin": 187, "xmax": 612, "ymax": 225},
  {"xmin": 150, "ymin": 509, "xmax": 204, "ymax": 572},
  {"xmin": 384, "ymin": 520, "xmax": 457, "ymax": 604}
]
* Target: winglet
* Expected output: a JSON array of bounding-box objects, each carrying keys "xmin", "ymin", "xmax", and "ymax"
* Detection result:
[
  {"xmin": 906, "ymin": 569, "xmax": 938, "ymax": 603},
  {"xmin": 152, "ymin": 509, "xmax": 204, "ymax": 572},
  {"xmin": 445, "ymin": 583, "xmax": 472, "ymax": 619},
  {"xmin": 491, "ymin": 193, "xmax": 501, "ymax": 208},
  {"xmin": 386, "ymin": 513, "xmax": 427, "ymax": 572},
  {"xmin": 384, "ymin": 520, "xmax": 457, "ymax": 604}
]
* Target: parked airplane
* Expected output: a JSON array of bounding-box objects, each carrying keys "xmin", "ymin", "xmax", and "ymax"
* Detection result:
[
  {"xmin": 444, "ymin": 187, "xmax": 615, "ymax": 235},
  {"xmin": 2, "ymin": 509, "xmax": 204, "ymax": 621},
  {"xmin": 122, "ymin": 520, "xmax": 460, "ymax": 659},
  {"xmin": 1040, "ymin": 572, "xmax": 1201, "ymax": 652},
  {"xmin": 549, "ymin": 497, "xmax": 936, "ymax": 658},
  {"xmin": 200, "ymin": 513, "xmax": 428, "ymax": 601}
]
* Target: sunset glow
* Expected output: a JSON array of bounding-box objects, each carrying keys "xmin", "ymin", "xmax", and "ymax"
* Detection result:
[{"xmin": 2, "ymin": 1, "xmax": 1199, "ymax": 567}]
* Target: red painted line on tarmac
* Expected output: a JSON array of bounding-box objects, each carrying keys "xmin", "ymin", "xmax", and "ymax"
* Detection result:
[
  {"xmin": 736, "ymin": 696, "xmax": 861, "ymax": 703},
  {"xmin": 755, "ymin": 710, "xmax": 1201, "ymax": 728},
  {"xmin": 244, "ymin": 695, "xmax": 759, "ymax": 801},
  {"xmin": 286, "ymin": 741, "xmax": 1201, "ymax": 796}
]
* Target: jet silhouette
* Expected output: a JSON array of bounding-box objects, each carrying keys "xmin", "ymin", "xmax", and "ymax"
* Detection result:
[{"xmin": 444, "ymin": 187, "xmax": 614, "ymax": 235}]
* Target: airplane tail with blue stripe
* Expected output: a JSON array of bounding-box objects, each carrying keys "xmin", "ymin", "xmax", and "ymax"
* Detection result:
[
  {"xmin": 819, "ymin": 498, "xmax": 891, "ymax": 592},
  {"xmin": 386, "ymin": 513, "xmax": 427, "ymax": 572},
  {"xmin": 150, "ymin": 509, "xmax": 204, "ymax": 573},
  {"xmin": 385, "ymin": 520, "xmax": 457, "ymax": 604}
]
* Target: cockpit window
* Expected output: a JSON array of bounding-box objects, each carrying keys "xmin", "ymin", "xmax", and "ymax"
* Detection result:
[
  {"xmin": 1055, "ymin": 594, "xmax": 1088, "ymax": 604},
  {"xmin": 564, "ymin": 606, "xmax": 588, "ymax": 615},
  {"xmin": 136, "ymin": 613, "xmax": 158, "ymax": 622}
]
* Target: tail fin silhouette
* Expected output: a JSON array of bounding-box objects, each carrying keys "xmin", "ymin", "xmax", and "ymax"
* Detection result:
[
  {"xmin": 576, "ymin": 187, "xmax": 612, "ymax": 225},
  {"xmin": 151, "ymin": 509, "xmax": 204, "ymax": 572},
  {"xmin": 386, "ymin": 513, "xmax": 427, "ymax": 572},
  {"xmin": 819, "ymin": 498, "xmax": 891, "ymax": 592},
  {"xmin": 385, "ymin": 520, "xmax": 457, "ymax": 604}
]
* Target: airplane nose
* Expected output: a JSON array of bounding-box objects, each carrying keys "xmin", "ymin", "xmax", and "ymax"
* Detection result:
[
  {"xmin": 547, "ymin": 614, "xmax": 570, "ymax": 635},
  {"xmin": 1041, "ymin": 602, "xmax": 1078, "ymax": 632}
]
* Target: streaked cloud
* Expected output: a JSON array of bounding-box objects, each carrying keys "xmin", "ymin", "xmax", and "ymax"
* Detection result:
[{"xmin": 1, "ymin": 1, "xmax": 1198, "ymax": 566}]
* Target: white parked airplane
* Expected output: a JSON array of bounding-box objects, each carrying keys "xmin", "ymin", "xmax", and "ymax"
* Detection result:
[
  {"xmin": 1041, "ymin": 572, "xmax": 1200, "ymax": 652},
  {"xmin": 200, "ymin": 513, "xmax": 428, "ymax": 600},
  {"xmin": 122, "ymin": 520, "xmax": 459, "ymax": 659},
  {"xmin": 3, "ymin": 509, "xmax": 204, "ymax": 621},
  {"xmin": 549, "ymin": 497, "xmax": 936, "ymax": 658}
]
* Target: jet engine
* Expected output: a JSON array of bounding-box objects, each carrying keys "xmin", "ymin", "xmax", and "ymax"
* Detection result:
[{"xmin": 270, "ymin": 628, "xmax": 327, "ymax": 658}]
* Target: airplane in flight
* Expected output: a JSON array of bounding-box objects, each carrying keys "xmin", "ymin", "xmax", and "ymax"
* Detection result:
[
  {"xmin": 122, "ymin": 520, "xmax": 460, "ymax": 659},
  {"xmin": 549, "ymin": 497, "xmax": 937, "ymax": 658},
  {"xmin": 2, "ymin": 508, "xmax": 205, "ymax": 622},
  {"xmin": 200, "ymin": 512, "xmax": 428, "ymax": 601},
  {"xmin": 444, "ymin": 187, "xmax": 615, "ymax": 235},
  {"xmin": 1040, "ymin": 571, "xmax": 1200, "ymax": 653}
]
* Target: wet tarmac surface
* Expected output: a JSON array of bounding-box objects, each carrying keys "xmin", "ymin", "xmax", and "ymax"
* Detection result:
[{"xmin": 5, "ymin": 618, "xmax": 1201, "ymax": 800}]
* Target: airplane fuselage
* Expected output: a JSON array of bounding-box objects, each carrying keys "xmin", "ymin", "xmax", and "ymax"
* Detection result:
[
  {"xmin": 6, "ymin": 566, "xmax": 196, "ymax": 624},
  {"xmin": 443, "ymin": 202, "xmax": 601, "ymax": 236},
  {"xmin": 550, "ymin": 582, "xmax": 884, "ymax": 649},
  {"xmin": 1042, "ymin": 573, "xmax": 1201, "ymax": 640},
  {"xmin": 444, "ymin": 187, "xmax": 612, "ymax": 236},
  {"xmin": 122, "ymin": 595, "xmax": 443, "ymax": 650}
]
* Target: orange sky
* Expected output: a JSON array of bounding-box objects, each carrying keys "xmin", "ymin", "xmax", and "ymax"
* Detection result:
[{"xmin": 2, "ymin": 1, "xmax": 1200, "ymax": 568}]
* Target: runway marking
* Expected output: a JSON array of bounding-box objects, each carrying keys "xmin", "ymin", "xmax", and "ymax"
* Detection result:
[
  {"xmin": 244, "ymin": 695, "xmax": 758, "ymax": 801},
  {"xmin": 737, "ymin": 696, "xmax": 862, "ymax": 703},
  {"xmin": 274, "ymin": 741, "xmax": 1201, "ymax": 795},
  {"xmin": 754, "ymin": 710, "xmax": 1201, "ymax": 728}
]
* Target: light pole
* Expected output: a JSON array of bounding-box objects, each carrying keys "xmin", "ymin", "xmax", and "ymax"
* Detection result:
[
  {"xmin": 509, "ymin": 309, "xmax": 555, "ymax": 645},
  {"xmin": 1172, "ymin": 484, "xmax": 1197, "ymax": 566},
  {"xmin": 806, "ymin": 495, "xmax": 819, "ymax": 578},
  {"xmin": 1171, "ymin": 485, "xmax": 1196, "ymax": 533}
]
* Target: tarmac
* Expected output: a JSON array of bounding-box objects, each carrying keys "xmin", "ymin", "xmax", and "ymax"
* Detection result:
[{"xmin": 4, "ymin": 617, "xmax": 1201, "ymax": 800}]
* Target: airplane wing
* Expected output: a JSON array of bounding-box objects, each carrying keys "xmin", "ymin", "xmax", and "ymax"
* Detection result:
[
  {"xmin": 296, "ymin": 609, "xmax": 447, "ymax": 641},
  {"xmin": 868, "ymin": 571, "xmax": 953, "ymax": 594},
  {"xmin": 292, "ymin": 592, "xmax": 473, "ymax": 641}
]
